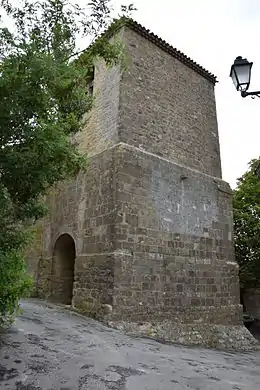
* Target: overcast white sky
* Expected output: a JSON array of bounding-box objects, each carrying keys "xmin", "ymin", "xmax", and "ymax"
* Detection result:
[
  {"xmin": 2, "ymin": 0, "xmax": 260, "ymax": 188},
  {"xmin": 108, "ymin": 0, "xmax": 260, "ymax": 188}
]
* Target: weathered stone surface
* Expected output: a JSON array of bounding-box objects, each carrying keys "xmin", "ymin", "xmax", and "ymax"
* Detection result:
[
  {"xmin": 28, "ymin": 147, "xmax": 117, "ymax": 312},
  {"xmin": 74, "ymin": 41, "xmax": 122, "ymax": 156},
  {"xmin": 108, "ymin": 144, "xmax": 241, "ymax": 326},
  {"xmin": 27, "ymin": 23, "xmax": 255, "ymax": 349},
  {"xmin": 118, "ymin": 27, "xmax": 222, "ymax": 178},
  {"xmin": 109, "ymin": 320, "xmax": 258, "ymax": 351}
]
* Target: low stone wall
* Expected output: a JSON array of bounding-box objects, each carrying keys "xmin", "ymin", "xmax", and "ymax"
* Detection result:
[{"xmin": 108, "ymin": 320, "xmax": 258, "ymax": 351}]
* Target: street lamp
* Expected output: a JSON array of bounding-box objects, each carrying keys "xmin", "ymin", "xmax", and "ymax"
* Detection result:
[{"xmin": 230, "ymin": 56, "xmax": 260, "ymax": 98}]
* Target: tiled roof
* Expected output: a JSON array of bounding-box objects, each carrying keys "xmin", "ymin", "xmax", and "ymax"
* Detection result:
[{"xmin": 105, "ymin": 18, "xmax": 217, "ymax": 84}]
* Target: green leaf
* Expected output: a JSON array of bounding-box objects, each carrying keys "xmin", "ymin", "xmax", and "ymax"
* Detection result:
[
  {"xmin": 0, "ymin": 0, "xmax": 136, "ymax": 319},
  {"xmin": 233, "ymin": 158, "xmax": 260, "ymax": 288}
]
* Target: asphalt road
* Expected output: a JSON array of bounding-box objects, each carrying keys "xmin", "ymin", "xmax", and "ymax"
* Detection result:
[{"xmin": 1, "ymin": 300, "xmax": 260, "ymax": 390}]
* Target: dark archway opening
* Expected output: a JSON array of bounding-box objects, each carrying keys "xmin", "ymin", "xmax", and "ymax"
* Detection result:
[{"xmin": 51, "ymin": 234, "xmax": 76, "ymax": 305}]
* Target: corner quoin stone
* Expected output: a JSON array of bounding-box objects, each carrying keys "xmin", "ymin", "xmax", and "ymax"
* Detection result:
[{"xmin": 27, "ymin": 19, "xmax": 257, "ymax": 350}]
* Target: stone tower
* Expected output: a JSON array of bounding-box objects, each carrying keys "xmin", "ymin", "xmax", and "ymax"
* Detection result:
[{"xmin": 28, "ymin": 19, "xmax": 254, "ymax": 349}]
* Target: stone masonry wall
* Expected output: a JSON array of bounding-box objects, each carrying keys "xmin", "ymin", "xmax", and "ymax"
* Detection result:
[
  {"xmin": 110, "ymin": 143, "xmax": 241, "ymax": 325},
  {"xmin": 118, "ymin": 27, "xmax": 222, "ymax": 178},
  {"xmin": 28, "ymin": 148, "xmax": 117, "ymax": 311},
  {"xmin": 25, "ymin": 24, "xmax": 254, "ymax": 349},
  {"xmin": 73, "ymin": 148, "xmax": 116, "ymax": 310},
  {"xmin": 74, "ymin": 56, "xmax": 121, "ymax": 156},
  {"xmin": 27, "ymin": 30, "xmax": 123, "ymax": 301}
]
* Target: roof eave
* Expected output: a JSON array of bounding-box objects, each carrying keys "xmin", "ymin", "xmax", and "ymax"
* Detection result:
[{"xmin": 104, "ymin": 17, "xmax": 217, "ymax": 85}]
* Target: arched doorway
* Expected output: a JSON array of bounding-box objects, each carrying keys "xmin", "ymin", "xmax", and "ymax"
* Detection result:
[{"xmin": 51, "ymin": 234, "xmax": 76, "ymax": 305}]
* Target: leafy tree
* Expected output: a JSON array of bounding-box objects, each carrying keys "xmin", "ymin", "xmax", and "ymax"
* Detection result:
[
  {"xmin": 233, "ymin": 158, "xmax": 260, "ymax": 289},
  {"xmin": 0, "ymin": 0, "xmax": 135, "ymax": 324}
]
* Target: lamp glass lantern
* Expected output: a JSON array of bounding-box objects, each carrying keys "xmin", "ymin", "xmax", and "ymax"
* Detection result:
[{"xmin": 230, "ymin": 56, "xmax": 253, "ymax": 92}]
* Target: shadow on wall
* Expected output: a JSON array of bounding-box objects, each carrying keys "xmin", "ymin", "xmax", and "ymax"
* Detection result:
[
  {"xmin": 50, "ymin": 234, "xmax": 76, "ymax": 305},
  {"xmin": 241, "ymin": 288, "xmax": 260, "ymax": 341},
  {"xmin": 245, "ymin": 320, "xmax": 260, "ymax": 342}
]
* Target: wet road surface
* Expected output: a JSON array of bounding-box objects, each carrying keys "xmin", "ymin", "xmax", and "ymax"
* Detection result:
[{"xmin": 1, "ymin": 299, "xmax": 260, "ymax": 389}]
